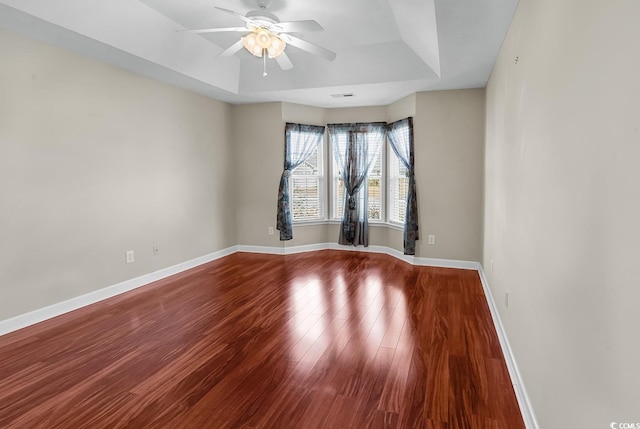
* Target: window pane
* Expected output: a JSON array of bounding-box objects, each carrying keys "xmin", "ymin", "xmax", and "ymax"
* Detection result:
[
  {"xmin": 368, "ymin": 177, "xmax": 381, "ymax": 220},
  {"xmin": 367, "ymin": 144, "xmax": 383, "ymax": 220},
  {"xmin": 295, "ymin": 150, "xmax": 318, "ymax": 175},
  {"xmin": 292, "ymin": 176, "xmax": 322, "ymax": 220},
  {"xmin": 370, "ymin": 150, "xmax": 382, "ymax": 176},
  {"xmin": 291, "ymin": 137, "xmax": 323, "ymax": 222},
  {"xmin": 396, "ymin": 177, "xmax": 408, "ymax": 222},
  {"xmin": 388, "ymin": 148, "xmax": 408, "ymax": 223},
  {"xmin": 334, "ymin": 177, "xmax": 344, "ymax": 219}
]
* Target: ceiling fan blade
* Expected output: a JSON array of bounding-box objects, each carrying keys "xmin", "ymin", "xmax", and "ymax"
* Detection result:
[
  {"xmin": 215, "ymin": 7, "xmax": 252, "ymax": 24},
  {"xmin": 280, "ymin": 34, "xmax": 336, "ymax": 61},
  {"xmin": 217, "ymin": 40, "xmax": 244, "ymax": 58},
  {"xmin": 275, "ymin": 20, "xmax": 323, "ymax": 33},
  {"xmin": 275, "ymin": 51, "xmax": 294, "ymax": 70},
  {"xmin": 180, "ymin": 27, "xmax": 248, "ymax": 34}
]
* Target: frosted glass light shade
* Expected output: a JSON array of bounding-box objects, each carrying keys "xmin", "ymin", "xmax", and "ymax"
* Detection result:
[{"xmin": 242, "ymin": 29, "xmax": 286, "ymax": 58}]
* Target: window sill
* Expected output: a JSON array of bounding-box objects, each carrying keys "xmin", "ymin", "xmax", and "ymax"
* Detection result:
[
  {"xmin": 291, "ymin": 220, "xmax": 328, "ymax": 227},
  {"xmin": 293, "ymin": 219, "xmax": 404, "ymax": 231},
  {"xmin": 374, "ymin": 221, "xmax": 404, "ymax": 231}
]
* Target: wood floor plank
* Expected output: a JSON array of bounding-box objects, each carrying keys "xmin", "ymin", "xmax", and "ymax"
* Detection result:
[
  {"xmin": 378, "ymin": 314, "xmax": 416, "ymax": 413},
  {"xmin": 0, "ymin": 250, "xmax": 525, "ymax": 428}
]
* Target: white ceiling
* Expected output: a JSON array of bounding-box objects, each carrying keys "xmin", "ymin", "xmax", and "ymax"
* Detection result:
[{"xmin": 0, "ymin": 0, "xmax": 519, "ymax": 108}]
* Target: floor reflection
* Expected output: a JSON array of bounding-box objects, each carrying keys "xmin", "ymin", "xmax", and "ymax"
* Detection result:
[{"xmin": 285, "ymin": 260, "xmax": 410, "ymax": 375}]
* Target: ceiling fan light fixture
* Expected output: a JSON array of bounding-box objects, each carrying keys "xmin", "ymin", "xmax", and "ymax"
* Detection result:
[
  {"xmin": 242, "ymin": 28, "xmax": 286, "ymax": 58},
  {"xmin": 256, "ymin": 29, "xmax": 271, "ymax": 49},
  {"xmin": 267, "ymin": 35, "xmax": 286, "ymax": 58},
  {"xmin": 242, "ymin": 32, "xmax": 259, "ymax": 56}
]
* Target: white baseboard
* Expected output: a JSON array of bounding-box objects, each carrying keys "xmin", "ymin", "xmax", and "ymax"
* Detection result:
[
  {"xmin": 238, "ymin": 242, "xmax": 481, "ymax": 271},
  {"xmin": 0, "ymin": 246, "xmax": 238, "ymax": 337},
  {"xmin": 477, "ymin": 268, "xmax": 539, "ymax": 429},
  {"xmin": 0, "ymin": 243, "xmax": 536, "ymax": 428}
]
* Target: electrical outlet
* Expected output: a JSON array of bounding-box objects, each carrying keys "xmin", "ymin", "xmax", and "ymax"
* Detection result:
[
  {"xmin": 126, "ymin": 250, "xmax": 135, "ymax": 264},
  {"xmin": 153, "ymin": 245, "xmax": 159, "ymax": 256},
  {"xmin": 505, "ymin": 290, "xmax": 510, "ymax": 309},
  {"xmin": 428, "ymin": 234, "xmax": 436, "ymax": 245},
  {"xmin": 268, "ymin": 227, "xmax": 274, "ymax": 235}
]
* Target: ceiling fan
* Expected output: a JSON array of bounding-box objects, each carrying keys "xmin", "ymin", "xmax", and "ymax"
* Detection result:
[{"xmin": 181, "ymin": 0, "xmax": 336, "ymax": 74}]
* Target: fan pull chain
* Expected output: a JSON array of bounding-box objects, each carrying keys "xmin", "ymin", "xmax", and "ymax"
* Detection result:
[{"xmin": 262, "ymin": 49, "xmax": 268, "ymax": 77}]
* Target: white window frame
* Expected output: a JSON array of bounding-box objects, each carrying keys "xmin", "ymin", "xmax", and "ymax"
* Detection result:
[{"xmin": 290, "ymin": 135, "xmax": 326, "ymax": 223}]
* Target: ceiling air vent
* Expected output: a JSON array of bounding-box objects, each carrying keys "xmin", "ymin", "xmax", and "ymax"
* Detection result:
[{"xmin": 330, "ymin": 93, "xmax": 355, "ymax": 98}]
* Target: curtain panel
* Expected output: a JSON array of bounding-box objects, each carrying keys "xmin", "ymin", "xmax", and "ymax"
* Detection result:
[
  {"xmin": 387, "ymin": 117, "xmax": 419, "ymax": 255},
  {"xmin": 276, "ymin": 123, "xmax": 325, "ymax": 241},
  {"xmin": 327, "ymin": 122, "xmax": 386, "ymax": 247}
]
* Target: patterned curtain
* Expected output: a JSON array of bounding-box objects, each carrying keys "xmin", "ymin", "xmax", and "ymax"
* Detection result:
[
  {"xmin": 276, "ymin": 123, "xmax": 325, "ymax": 240},
  {"xmin": 387, "ymin": 117, "xmax": 419, "ymax": 255},
  {"xmin": 328, "ymin": 122, "xmax": 386, "ymax": 247}
]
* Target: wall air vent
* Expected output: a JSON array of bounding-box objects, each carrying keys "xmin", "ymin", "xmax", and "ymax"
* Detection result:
[{"xmin": 330, "ymin": 93, "xmax": 355, "ymax": 98}]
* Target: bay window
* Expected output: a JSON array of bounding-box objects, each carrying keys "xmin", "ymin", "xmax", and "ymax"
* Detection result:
[{"xmin": 289, "ymin": 117, "xmax": 416, "ymax": 254}]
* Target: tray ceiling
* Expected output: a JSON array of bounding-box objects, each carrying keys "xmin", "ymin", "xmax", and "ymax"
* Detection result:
[{"xmin": 0, "ymin": 0, "xmax": 519, "ymax": 107}]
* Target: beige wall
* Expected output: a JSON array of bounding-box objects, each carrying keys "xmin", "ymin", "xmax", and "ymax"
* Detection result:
[
  {"xmin": 415, "ymin": 90, "xmax": 485, "ymax": 260},
  {"xmin": 232, "ymin": 102, "xmax": 285, "ymax": 248},
  {"xmin": 387, "ymin": 93, "xmax": 416, "ymax": 123},
  {"xmin": 484, "ymin": 0, "xmax": 640, "ymax": 427},
  {"xmin": 0, "ymin": 29, "xmax": 236, "ymax": 320}
]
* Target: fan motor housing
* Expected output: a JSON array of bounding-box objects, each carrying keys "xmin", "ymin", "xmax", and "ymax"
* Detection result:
[{"xmin": 246, "ymin": 10, "xmax": 280, "ymax": 24}]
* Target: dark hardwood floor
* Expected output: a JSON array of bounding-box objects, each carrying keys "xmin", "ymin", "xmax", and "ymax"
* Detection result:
[{"xmin": 0, "ymin": 250, "xmax": 525, "ymax": 428}]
